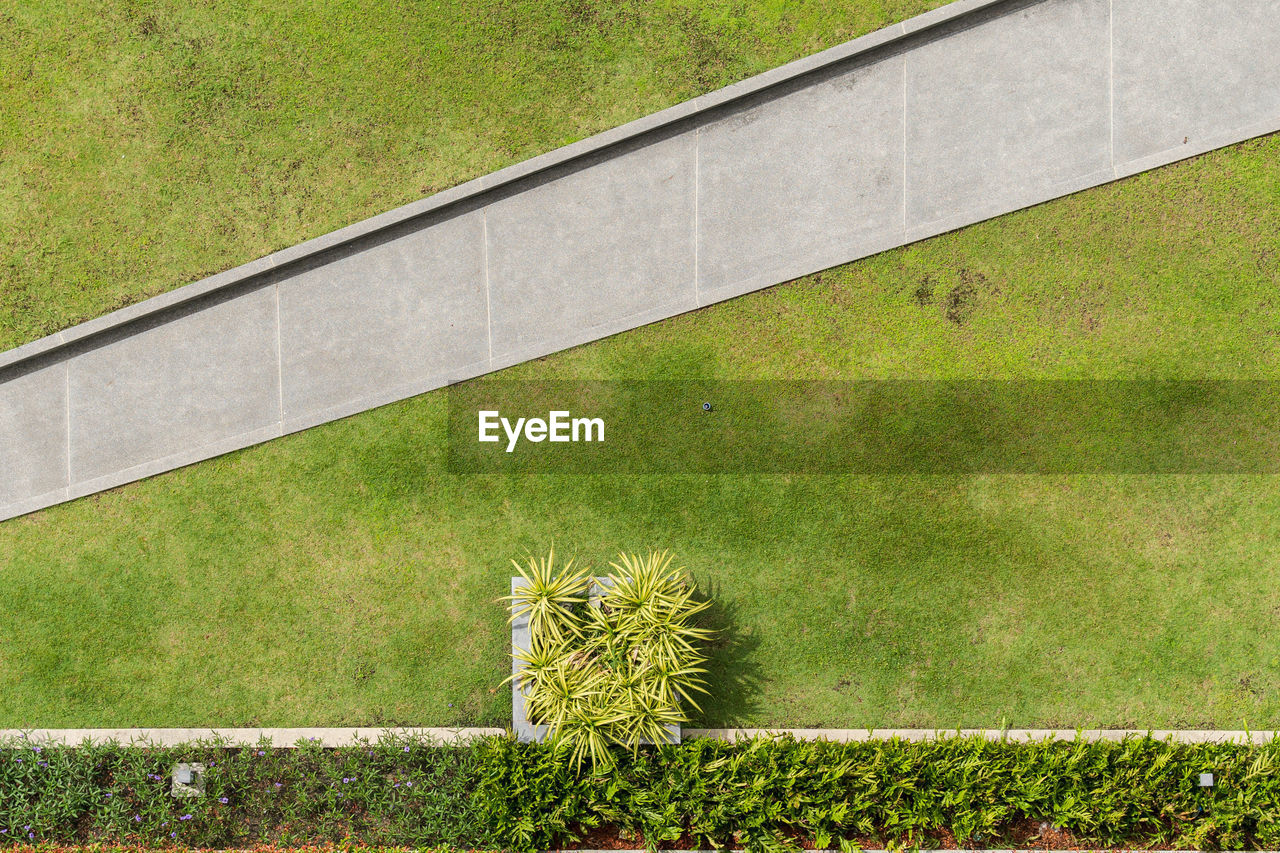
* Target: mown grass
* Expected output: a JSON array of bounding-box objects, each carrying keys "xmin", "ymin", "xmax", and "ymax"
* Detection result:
[
  {"xmin": 1, "ymin": 125, "xmax": 1278, "ymax": 728},
  {"xmin": 2, "ymin": 0, "xmax": 1279, "ymax": 730}
]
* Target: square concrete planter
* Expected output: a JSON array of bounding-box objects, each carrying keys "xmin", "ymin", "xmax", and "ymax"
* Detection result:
[{"xmin": 510, "ymin": 576, "xmax": 681, "ymax": 745}]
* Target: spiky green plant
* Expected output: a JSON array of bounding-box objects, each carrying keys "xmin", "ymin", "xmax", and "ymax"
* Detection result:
[
  {"xmin": 503, "ymin": 549, "xmax": 715, "ymax": 768},
  {"xmin": 501, "ymin": 548, "xmax": 589, "ymax": 642},
  {"xmin": 504, "ymin": 629, "xmax": 573, "ymax": 709}
]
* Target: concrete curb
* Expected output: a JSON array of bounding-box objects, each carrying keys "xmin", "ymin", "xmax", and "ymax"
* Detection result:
[
  {"xmin": 0, "ymin": 727, "xmax": 504, "ymax": 748},
  {"xmin": 2, "ymin": 726, "xmax": 1278, "ymax": 748},
  {"xmin": 686, "ymin": 728, "xmax": 1280, "ymax": 744}
]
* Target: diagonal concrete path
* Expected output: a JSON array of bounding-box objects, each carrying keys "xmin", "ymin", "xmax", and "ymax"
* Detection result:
[{"xmin": 2, "ymin": 0, "xmax": 1279, "ymax": 522}]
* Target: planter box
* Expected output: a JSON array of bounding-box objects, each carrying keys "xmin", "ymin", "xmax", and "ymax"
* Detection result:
[{"xmin": 510, "ymin": 576, "xmax": 681, "ymax": 745}]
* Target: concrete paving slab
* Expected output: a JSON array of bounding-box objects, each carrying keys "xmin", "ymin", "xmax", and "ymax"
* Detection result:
[
  {"xmin": 69, "ymin": 288, "xmax": 280, "ymax": 482},
  {"xmin": 278, "ymin": 211, "xmax": 488, "ymax": 421},
  {"xmin": 905, "ymin": 0, "xmax": 1110, "ymax": 229},
  {"xmin": 485, "ymin": 133, "xmax": 697, "ymax": 366},
  {"xmin": 1112, "ymin": 0, "xmax": 1280, "ymax": 167},
  {"xmin": 0, "ymin": 362, "xmax": 68, "ymax": 508},
  {"xmin": 698, "ymin": 54, "xmax": 905, "ymax": 305}
]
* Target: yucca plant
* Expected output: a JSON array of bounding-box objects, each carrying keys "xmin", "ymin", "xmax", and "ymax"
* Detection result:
[
  {"xmin": 503, "ymin": 548, "xmax": 715, "ymax": 768},
  {"xmin": 505, "ymin": 630, "xmax": 573, "ymax": 714},
  {"xmin": 501, "ymin": 548, "xmax": 589, "ymax": 642}
]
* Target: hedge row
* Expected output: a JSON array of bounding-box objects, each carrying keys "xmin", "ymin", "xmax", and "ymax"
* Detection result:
[{"xmin": 3, "ymin": 733, "xmax": 1280, "ymax": 851}]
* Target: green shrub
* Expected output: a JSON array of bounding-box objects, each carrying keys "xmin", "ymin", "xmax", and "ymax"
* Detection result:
[
  {"xmin": 473, "ymin": 734, "xmax": 1280, "ymax": 852},
  {"xmin": 504, "ymin": 549, "xmax": 714, "ymax": 767},
  {"xmin": 5, "ymin": 733, "xmax": 1280, "ymax": 851},
  {"xmin": 0, "ymin": 734, "xmax": 493, "ymax": 849}
]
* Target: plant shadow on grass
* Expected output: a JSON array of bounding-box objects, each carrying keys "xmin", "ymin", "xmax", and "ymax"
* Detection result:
[{"xmin": 687, "ymin": 574, "xmax": 763, "ymax": 726}]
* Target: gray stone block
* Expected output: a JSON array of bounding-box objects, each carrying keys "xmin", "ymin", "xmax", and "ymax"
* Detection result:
[
  {"xmin": 278, "ymin": 211, "xmax": 488, "ymax": 423},
  {"xmin": 1112, "ymin": 0, "xmax": 1280, "ymax": 167},
  {"xmin": 486, "ymin": 134, "xmax": 697, "ymax": 367},
  {"xmin": 697, "ymin": 54, "xmax": 905, "ymax": 305},
  {"xmin": 905, "ymin": 0, "xmax": 1111, "ymax": 231},
  {"xmin": 0, "ymin": 362, "xmax": 68, "ymax": 509},
  {"xmin": 69, "ymin": 288, "xmax": 280, "ymax": 482},
  {"xmin": 171, "ymin": 762, "xmax": 206, "ymax": 798}
]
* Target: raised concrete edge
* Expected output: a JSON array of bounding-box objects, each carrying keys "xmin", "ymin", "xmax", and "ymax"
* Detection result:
[
  {"xmin": 1, "ymin": 727, "xmax": 1276, "ymax": 748},
  {"xmin": 0, "ymin": 0, "xmax": 1014, "ymax": 377},
  {"xmin": 686, "ymin": 728, "xmax": 1280, "ymax": 744},
  {"xmin": 0, "ymin": 727, "xmax": 504, "ymax": 748}
]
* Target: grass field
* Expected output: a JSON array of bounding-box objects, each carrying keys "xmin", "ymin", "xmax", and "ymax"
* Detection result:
[{"xmin": 2, "ymin": 1, "xmax": 1280, "ymax": 730}]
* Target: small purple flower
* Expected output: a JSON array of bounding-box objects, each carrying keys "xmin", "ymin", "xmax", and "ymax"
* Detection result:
[
  {"xmin": 32, "ymin": 746, "xmax": 41, "ymax": 753},
  {"xmin": 406, "ymin": 781, "xmax": 413, "ymax": 787},
  {"xmin": 15, "ymin": 758, "xmax": 21, "ymax": 763},
  {"xmin": 219, "ymin": 797, "xmax": 228, "ymax": 804},
  {"xmin": 170, "ymin": 832, "xmax": 176, "ymax": 838},
  {"xmin": 393, "ymin": 782, "xmax": 400, "ymax": 788},
  {"xmin": 104, "ymin": 791, "xmax": 112, "ymax": 797},
  {"xmin": 38, "ymin": 761, "xmax": 47, "ymax": 767},
  {"xmin": 179, "ymin": 814, "xmax": 192, "ymax": 821},
  {"xmin": 28, "ymin": 833, "xmax": 34, "ymax": 840},
  {"xmin": 256, "ymin": 750, "xmax": 265, "ymax": 756},
  {"xmin": 23, "ymin": 826, "xmax": 30, "ymax": 831},
  {"xmin": 133, "ymin": 815, "xmax": 141, "ymax": 823},
  {"xmin": 403, "ymin": 746, "xmax": 410, "ymax": 753}
]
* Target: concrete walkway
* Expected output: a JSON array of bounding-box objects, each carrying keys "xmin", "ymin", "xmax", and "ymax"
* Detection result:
[{"xmin": 2, "ymin": 0, "xmax": 1279, "ymax": 521}]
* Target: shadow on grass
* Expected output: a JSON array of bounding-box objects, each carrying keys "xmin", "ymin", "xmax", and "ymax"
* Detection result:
[{"xmin": 688, "ymin": 574, "xmax": 763, "ymax": 726}]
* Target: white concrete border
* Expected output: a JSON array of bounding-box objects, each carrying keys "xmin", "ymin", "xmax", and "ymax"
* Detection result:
[
  {"xmin": 687, "ymin": 728, "xmax": 1280, "ymax": 743},
  {"xmin": 3, "ymin": 726, "xmax": 1277, "ymax": 748},
  {"xmin": 0, "ymin": 727, "xmax": 503, "ymax": 747}
]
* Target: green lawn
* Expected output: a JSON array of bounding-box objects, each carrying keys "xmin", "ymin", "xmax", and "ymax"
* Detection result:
[
  {"xmin": 2, "ymin": 0, "xmax": 1280, "ymax": 730},
  {"xmin": 2, "ymin": 127, "xmax": 1278, "ymax": 728}
]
